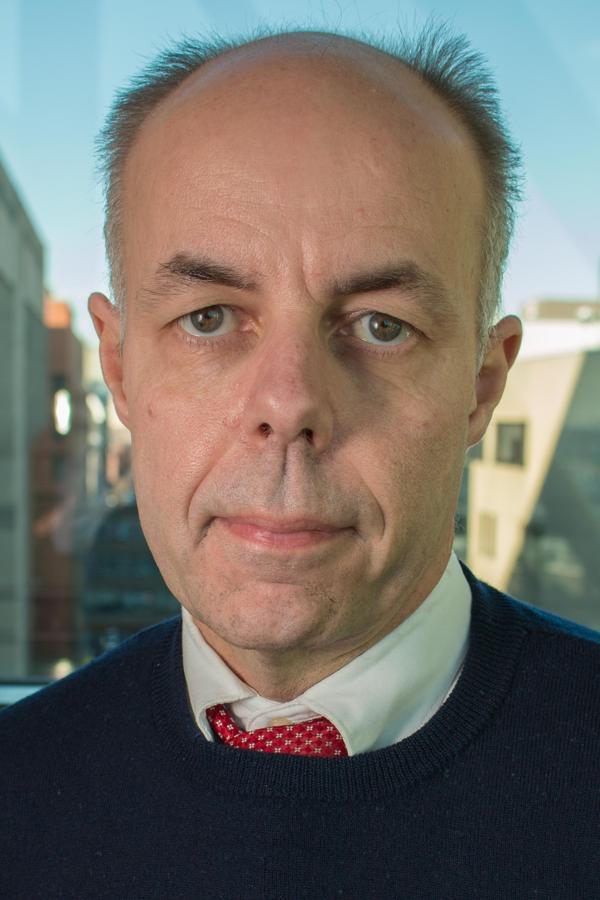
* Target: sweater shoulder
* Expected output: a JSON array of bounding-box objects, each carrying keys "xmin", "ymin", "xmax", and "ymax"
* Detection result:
[
  {"xmin": 510, "ymin": 595, "xmax": 600, "ymax": 645},
  {"xmin": 465, "ymin": 563, "xmax": 600, "ymax": 643},
  {"xmin": 0, "ymin": 615, "xmax": 181, "ymax": 744},
  {"xmin": 465, "ymin": 568, "xmax": 600, "ymax": 694}
]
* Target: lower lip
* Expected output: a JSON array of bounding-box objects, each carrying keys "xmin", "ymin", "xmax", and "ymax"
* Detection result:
[{"xmin": 220, "ymin": 518, "xmax": 346, "ymax": 550}]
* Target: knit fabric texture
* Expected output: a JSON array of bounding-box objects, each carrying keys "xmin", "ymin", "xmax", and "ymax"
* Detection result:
[{"xmin": 1, "ymin": 567, "xmax": 599, "ymax": 899}]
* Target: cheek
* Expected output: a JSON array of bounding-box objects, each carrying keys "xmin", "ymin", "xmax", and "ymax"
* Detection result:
[
  {"xmin": 360, "ymin": 381, "xmax": 470, "ymax": 509},
  {"xmin": 412, "ymin": 392, "xmax": 470, "ymax": 481},
  {"xmin": 128, "ymin": 371, "xmax": 233, "ymax": 502}
]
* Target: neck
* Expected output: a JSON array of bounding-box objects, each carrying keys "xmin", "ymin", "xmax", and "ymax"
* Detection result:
[{"xmin": 194, "ymin": 624, "xmax": 376, "ymax": 701}]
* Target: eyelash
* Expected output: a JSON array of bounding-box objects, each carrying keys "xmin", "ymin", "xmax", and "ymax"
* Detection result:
[
  {"xmin": 174, "ymin": 305, "xmax": 420, "ymax": 358},
  {"xmin": 343, "ymin": 310, "xmax": 418, "ymax": 354}
]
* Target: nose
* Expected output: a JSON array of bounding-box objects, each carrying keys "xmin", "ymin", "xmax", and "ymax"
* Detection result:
[{"xmin": 237, "ymin": 324, "xmax": 336, "ymax": 455}]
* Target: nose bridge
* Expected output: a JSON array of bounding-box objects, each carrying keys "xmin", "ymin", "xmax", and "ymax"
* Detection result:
[{"xmin": 241, "ymin": 314, "xmax": 334, "ymax": 451}]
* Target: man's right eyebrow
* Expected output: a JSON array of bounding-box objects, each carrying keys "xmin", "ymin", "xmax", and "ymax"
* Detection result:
[{"xmin": 140, "ymin": 253, "xmax": 258, "ymax": 302}]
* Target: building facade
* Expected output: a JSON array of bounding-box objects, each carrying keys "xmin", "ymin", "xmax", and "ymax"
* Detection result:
[
  {"xmin": 29, "ymin": 295, "xmax": 89, "ymax": 675},
  {"xmin": 0, "ymin": 155, "xmax": 46, "ymax": 678},
  {"xmin": 468, "ymin": 301, "xmax": 600, "ymax": 630}
]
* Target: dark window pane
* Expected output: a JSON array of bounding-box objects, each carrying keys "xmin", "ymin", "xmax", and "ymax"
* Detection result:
[{"xmin": 496, "ymin": 423, "xmax": 526, "ymax": 465}]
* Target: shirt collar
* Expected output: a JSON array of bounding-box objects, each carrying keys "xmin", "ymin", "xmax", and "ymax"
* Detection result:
[{"xmin": 181, "ymin": 553, "xmax": 471, "ymax": 755}]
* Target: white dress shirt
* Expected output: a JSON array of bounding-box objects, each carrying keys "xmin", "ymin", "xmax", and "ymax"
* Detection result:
[{"xmin": 181, "ymin": 552, "xmax": 471, "ymax": 756}]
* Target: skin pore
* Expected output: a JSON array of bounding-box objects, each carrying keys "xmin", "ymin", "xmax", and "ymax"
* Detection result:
[{"xmin": 89, "ymin": 35, "xmax": 521, "ymax": 701}]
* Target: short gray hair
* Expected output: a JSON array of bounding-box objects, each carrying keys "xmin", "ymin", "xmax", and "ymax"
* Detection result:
[{"xmin": 97, "ymin": 23, "xmax": 522, "ymax": 357}]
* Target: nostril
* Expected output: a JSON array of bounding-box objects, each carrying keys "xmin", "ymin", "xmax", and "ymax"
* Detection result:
[{"xmin": 258, "ymin": 423, "xmax": 314, "ymax": 443}]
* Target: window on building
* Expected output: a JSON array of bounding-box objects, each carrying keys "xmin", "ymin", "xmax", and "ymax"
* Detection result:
[{"xmin": 496, "ymin": 423, "xmax": 526, "ymax": 466}]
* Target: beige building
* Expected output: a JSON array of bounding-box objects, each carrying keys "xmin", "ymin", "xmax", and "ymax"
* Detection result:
[{"xmin": 468, "ymin": 300, "xmax": 600, "ymax": 630}]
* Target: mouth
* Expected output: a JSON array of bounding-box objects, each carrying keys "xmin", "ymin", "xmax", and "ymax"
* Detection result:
[{"xmin": 215, "ymin": 515, "xmax": 352, "ymax": 551}]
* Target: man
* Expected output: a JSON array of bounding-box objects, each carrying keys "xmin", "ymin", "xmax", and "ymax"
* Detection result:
[{"xmin": 1, "ymin": 24, "xmax": 598, "ymax": 899}]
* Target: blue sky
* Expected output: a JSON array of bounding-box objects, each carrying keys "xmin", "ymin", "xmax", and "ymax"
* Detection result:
[{"xmin": 1, "ymin": 0, "xmax": 598, "ymax": 344}]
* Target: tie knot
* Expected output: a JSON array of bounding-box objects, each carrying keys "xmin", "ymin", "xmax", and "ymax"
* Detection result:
[{"xmin": 205, "ymin": 704, "xmax": 349, "ymax": 757}]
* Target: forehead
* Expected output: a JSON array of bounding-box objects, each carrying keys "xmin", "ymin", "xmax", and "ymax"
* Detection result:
[
  {"xmin": 121, "ymin": 36, "xmax": 485, "ymax": 304},
  {"xmin": 129, "ymin": 35, "xmax": 482, "ymax": 184}
]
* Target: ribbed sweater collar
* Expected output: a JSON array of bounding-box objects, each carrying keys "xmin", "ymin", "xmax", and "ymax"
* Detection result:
[{"xmin": 150, "ymin": 568, "xmax": 528, "ymax": 802}]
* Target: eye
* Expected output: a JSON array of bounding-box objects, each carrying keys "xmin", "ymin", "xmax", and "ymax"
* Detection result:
[
  {"xmin": 349, "ymin": 311, "xmax": 414, "ymax": 347},
  {"xmin": 178, "ymin": 305, "xmax": 236, "ymax": 338}
]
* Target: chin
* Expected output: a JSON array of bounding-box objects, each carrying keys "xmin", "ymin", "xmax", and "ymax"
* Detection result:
[{"xmin": 192, "ymin": 580, "xmax": 340, "ymax": 652}]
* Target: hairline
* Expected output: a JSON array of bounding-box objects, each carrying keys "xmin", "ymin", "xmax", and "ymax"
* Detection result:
[{"xmin": 98, "ymin": 25, "xmax": 522, "ymax": 366}]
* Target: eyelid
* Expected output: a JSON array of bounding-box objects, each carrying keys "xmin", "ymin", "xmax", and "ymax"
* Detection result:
[
  {"xmin": 177, "ymin": 305, "xmax": 239, "ymax": 339},
  {"xmin": 344, "ymin": 309, "xmax": 416, "ymax": 346}
]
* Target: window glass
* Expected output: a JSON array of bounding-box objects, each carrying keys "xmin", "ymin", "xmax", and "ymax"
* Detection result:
[
  {"xmin": 1, "ymin": 0, "xmax": 598, "ymax": 689},
  {"xmin": 496, "ymin": 423, "xmax": 527, "ymax": 466}
]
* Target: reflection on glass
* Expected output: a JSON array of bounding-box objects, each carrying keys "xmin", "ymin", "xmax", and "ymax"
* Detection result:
[
  {"xmin": 53, "ymin": 389, "xmax": 72, "ymax": 436},
  {"xmin": 509, "ymin": 354, "xmax": 600, "ymax": 630}
]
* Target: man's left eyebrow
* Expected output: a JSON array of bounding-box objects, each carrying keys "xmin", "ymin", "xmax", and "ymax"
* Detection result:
[{"xmin": 329, "ymin": 263, "xmax": 461, "ymax": 326}]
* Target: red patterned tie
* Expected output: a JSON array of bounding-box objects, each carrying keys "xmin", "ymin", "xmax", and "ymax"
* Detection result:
[{"xmin": 206, "ymin": 704, "xmax": 349, "ymax": 757}]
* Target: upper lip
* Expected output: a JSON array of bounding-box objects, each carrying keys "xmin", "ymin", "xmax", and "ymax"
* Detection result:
[{"xmin": 220, "ymin": 514, "xmax": 347, "ymax": 533}]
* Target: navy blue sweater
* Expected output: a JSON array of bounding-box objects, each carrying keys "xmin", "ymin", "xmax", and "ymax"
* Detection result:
[{"xmin": 1, "ymin": 571, "xmax": 599, "ymax": 899}]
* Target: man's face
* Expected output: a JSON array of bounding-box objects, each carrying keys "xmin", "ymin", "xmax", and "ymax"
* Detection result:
[{"xmin": 92, "ymin": 42, "xmax": 514, "ymax": 684}]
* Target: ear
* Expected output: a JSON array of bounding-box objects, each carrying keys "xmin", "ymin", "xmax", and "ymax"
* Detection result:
[
  {"xmin": 467, "ymin": 314, "xmax": 522, "ymax": 448},
  {"xmin": 88, "ymin": 292, "xmax": 130, "ymax": 429}
]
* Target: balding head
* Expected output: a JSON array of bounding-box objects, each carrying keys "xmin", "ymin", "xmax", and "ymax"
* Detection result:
[
  {"xmin": 122, "ymin": 33, "xmax": 484, "ymax": 338},
  {"xmin": 98, "ymin": 26, "xmax": 521, "ymax": 357}
]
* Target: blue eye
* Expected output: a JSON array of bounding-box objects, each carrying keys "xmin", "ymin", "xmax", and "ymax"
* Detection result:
[
  {"xmin": 179, "ymin": 305, "xmax": 235, "ymax": 338},
  {"xmin": 351, "ymin": 312, "xmax": 413, "ymax": 346}
]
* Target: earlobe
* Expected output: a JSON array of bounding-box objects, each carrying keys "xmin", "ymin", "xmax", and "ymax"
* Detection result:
[
  {"xmin": 88, "ymin": 292, "xmax": 130, "ymax": 429},
  {"xmin": 467, "ymin": 315, "xmax": 522, "ymax": 448}
]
